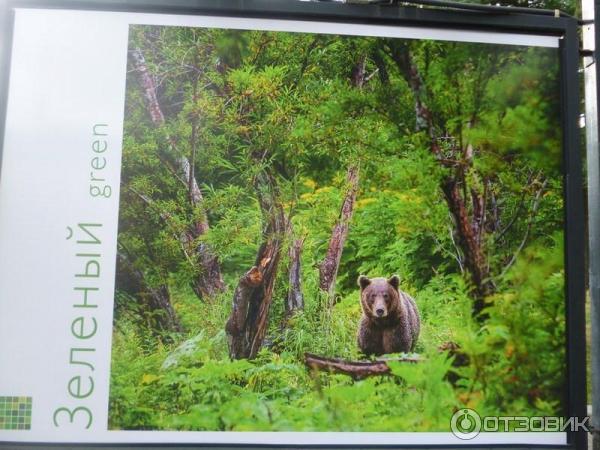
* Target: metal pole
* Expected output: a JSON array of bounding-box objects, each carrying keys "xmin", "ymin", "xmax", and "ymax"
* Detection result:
[{"xmin": 583, "ymin": 0, "xmax": 600, "ymax": 448}]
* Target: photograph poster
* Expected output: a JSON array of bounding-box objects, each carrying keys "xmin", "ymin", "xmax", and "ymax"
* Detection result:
[{"xmin": 0, "ymin": 6, "xmax": 570, "ymax": 446}]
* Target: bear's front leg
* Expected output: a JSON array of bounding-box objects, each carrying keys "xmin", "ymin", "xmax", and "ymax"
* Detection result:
[{"xmin": 357, "ymin": 316, "xmax": 383, "ymax": 356}]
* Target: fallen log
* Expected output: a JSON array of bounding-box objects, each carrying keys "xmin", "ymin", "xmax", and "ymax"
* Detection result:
[{"xmin": 304, "ymin": 352, "xmax": 421, "ymax": 380}]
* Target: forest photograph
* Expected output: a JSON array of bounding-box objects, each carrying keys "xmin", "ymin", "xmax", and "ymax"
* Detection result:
[{"xmin": 109, "ymin": 23, "xmax": 567, "ymax": 432}]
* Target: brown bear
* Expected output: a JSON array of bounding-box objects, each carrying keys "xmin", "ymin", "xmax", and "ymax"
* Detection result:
[{"xmin": 357, "ymin": 275, "xmax": 420, "ymax": 356}]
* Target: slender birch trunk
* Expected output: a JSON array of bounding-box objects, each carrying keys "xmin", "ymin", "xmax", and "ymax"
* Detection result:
[{"xmin": 130, "ymin": 47, "xmax": 225, "ymax": 300}]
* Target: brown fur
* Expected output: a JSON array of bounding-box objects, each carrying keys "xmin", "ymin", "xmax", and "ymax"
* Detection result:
[{"xmin": 356, "ymin": 275, "xmax": 420, "ymax": 356}]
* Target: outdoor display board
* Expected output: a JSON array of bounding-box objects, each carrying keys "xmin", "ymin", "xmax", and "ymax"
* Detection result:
[{"xmin": 0, "ymin": 0, "xmax": 587, "ymax": 448}]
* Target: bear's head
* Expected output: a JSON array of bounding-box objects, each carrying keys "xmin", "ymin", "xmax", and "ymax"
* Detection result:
[{"xmin": 357, "ymin": 275, "xmax": 401, "ymax": 319}]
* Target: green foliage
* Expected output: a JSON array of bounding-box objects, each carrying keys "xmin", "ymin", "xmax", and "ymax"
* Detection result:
[
  {"xmin": 472, "ymin": 235, "xmax": 566, "ymax": 415},
  {"xmin": 110, "ymin": 290, "xmax": 462, "ymax": 431},
  {"xmin": 110, "ymin": 258, "xmax": 565, "ymax": 430}
]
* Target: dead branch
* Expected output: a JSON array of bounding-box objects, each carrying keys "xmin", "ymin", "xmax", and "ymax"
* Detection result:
[
  {"xmin": 499, "ymin": 178, "xmax": 548, "ymax": 278},
  {"xmin": 364, "ymin": 68, "xmax": 380, "ymax": 83},
  {"xmin": 305, "ymin": 341, "xmax": 467, "ymax": 381},
  {"xmin": 304, "ymin": 353, "xmax": 420, "ymax": 380},
  {"xmin": 495, "ymin": 172, "xmax": 535, "ymax": 242},
  {"xmin": 447, "ymin": 222, "xmax": 465, "ymax": 273},
  {"xmin": 319, "ymin": 164, "xmax": 360, "ymax": 296}
]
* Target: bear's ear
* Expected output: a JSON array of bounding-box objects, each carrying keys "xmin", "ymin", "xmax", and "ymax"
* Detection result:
[
  {"xmin": 388, "ymin": 275, "xmax": 400, "ymax": 290},
  {"xmin": 358, "ymin": 275, "xmax": 371, "ymax": 290}
]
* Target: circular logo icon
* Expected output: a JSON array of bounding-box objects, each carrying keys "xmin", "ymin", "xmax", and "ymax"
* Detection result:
[{"xmin": 450, "ymin": 408, "xmax": 481, "ymax": 440}]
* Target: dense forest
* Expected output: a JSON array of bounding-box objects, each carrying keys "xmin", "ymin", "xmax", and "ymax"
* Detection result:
[{"xmin": 109, "ymin": 24, "xmax": 567, "ymax": 431}]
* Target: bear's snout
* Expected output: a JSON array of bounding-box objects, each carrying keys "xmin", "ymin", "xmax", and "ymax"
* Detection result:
[{"xmin": 373, "ymin": 297, "xmax": 388, "ymax": 317}]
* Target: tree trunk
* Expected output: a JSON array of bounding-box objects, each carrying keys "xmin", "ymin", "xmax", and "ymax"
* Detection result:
[
  {"xmin": 287, "ymin": 236, "xmax": 305, "ymax": 314},
  {"xmin": 350, "ymin": 54, "xmax": 367, "ymax": 89},
  {"xmin": 188, "ymin": 230, "xmax": 226, "ymax": 300},
  {"xmin": 386, "ymin": 41, "xmax": 440, "ymax": 155},
  {"xmin": 116, "ymin": 251, "xmax": 182, "ymax": 334},
  {"xmin": 442, "ymin": 179, "xmax": 492, "ymax": 313},
  {"xmin": 130, "ymin": 47, "xmax": 225, "ymax": 300},
  {"xmin": 319, "ymin": 165, "xmax": 360, "ymax": 296},
  {"xmin": 385, "ymin": 41, "xmax": 492, "ymax": 314},
  {"xmin": 226, "ymin": 168, "xmax": 286, "ymax": 359}
]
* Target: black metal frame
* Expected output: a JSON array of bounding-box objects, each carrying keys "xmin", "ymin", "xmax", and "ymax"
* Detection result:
[{"xmin": 0, "ymin": 1, "xmax": 586, "ymax": 449}]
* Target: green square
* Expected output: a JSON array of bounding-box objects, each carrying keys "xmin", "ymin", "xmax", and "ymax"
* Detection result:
[{"xmin": 0, "ymin": 396, "xmax": 31, "ymax": 430}]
